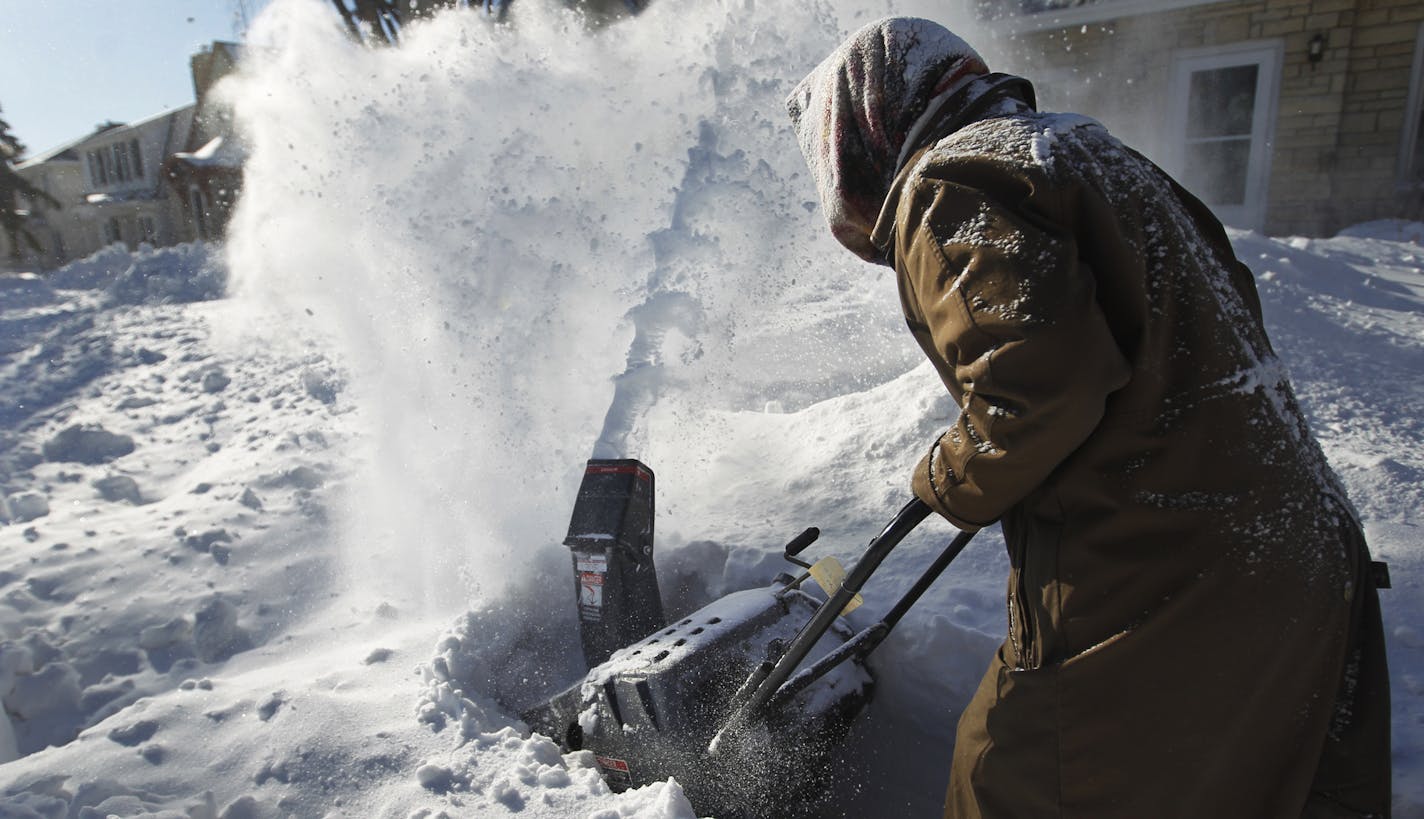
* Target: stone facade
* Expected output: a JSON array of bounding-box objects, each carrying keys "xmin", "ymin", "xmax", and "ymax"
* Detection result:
[{"xmin": 978, "ymin": 0, "xmax": 1424, "ymax": 236}]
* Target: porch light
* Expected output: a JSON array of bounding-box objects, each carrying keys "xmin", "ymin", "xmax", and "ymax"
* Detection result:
[{"xmin": 1308, "ymin": 33, "xmax": 1327, "ymax": 64}]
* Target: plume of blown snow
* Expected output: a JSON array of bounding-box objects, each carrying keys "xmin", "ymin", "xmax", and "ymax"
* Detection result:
[{"xmin": 219, "ymin": 0, "xmax": 974, "ymax": 612}]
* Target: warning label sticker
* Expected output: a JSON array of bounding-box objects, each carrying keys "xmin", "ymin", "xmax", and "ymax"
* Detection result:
[
  {"xmin": 576, "ymin": 554, "xmax": 609, "ymax": 573},
  {"xmin": 578, "ymin": 561, "xmax": 606, "ymax": 622},
  {"xmin": 594, "ymin": 755, "xmax": 633, "ymax": 788}
]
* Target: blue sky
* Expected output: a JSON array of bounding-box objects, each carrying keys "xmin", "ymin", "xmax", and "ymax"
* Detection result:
[{"xmin": 1, "ymin": 0, "xmax": 272, "ymax": 159}]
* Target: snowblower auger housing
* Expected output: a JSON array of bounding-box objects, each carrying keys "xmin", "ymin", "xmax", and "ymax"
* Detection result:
[
  {"xmin": 526, "ymin": 462, "xmax": 976, "ymax": 816},
  {"xmin": 522, "ymin": 577, "xmax": 873, "ymax": 811}
]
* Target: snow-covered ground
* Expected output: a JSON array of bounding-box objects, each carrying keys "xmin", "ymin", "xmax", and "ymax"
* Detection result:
[{"xmin": 3, "ymin": 1, "xmax": 1422, "ymax": 816}]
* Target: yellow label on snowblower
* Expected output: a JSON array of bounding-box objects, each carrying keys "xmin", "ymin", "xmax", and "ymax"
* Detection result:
[{"xmin": 808, "ymin": 556, "xmax": 864, "ymax": 616}]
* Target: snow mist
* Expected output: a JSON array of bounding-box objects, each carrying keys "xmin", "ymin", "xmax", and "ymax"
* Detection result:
[{"xmin": 220, "ymin": 0, "xmax": 975, "ymax": 611}]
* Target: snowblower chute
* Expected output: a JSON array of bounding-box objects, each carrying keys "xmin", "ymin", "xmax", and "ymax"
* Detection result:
[
  {"xmin": 524, "ymin": 462, "xmax": 975, "ymax": 816},
  {"xmin": 563, "ymin": 459, "xmax": 666, "ymax": 666}
]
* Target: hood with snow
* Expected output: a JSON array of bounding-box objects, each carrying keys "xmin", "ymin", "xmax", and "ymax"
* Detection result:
[{"xmin": 786, "ymin": 17, "xmax": 1032, "ymax": 263}]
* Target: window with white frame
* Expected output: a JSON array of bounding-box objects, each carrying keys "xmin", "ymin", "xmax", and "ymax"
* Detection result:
[
  {"xmin": 113, "ymin": 142, "xmax": 130, "ymax": 182},
  {"xmin": 1167, "ymin": 41, "xmax": 1282, "ymax": 231},
  {"xmin": 88, "ymin": 149, "xmax": 110, "ymax": 186},
  {"xmin": 87, "ymin": 140, "xmax": 146, "ymax": 187},
  {"xmin": 1400, "ymin": 22, "xmax": 1424, "ymax": 188}
]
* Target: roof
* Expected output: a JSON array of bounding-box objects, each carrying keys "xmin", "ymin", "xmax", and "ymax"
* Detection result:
[
  {"xmin": 16, "ymin": 105, "xmax": 196, "ymax": 171},
  {"xmin": 16, "ymin": 139, "xmax": 85, "ymax": 169}
]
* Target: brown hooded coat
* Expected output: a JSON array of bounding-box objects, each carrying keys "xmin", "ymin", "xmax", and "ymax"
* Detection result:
[{"xmin": 790, "ymin": 18, "xmax": 1390, "ymax": 819}]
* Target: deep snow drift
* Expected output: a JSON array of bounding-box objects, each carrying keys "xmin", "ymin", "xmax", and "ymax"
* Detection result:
[{"xmin": 2, "ymin": 0, "xmax": 1422, "ymax": 816}]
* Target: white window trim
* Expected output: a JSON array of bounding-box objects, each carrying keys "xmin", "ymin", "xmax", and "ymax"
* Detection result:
[
  {"xmin": 985, "ymin": 0, "xmax": 1231, "ymax": 35},
  {"xmin": 1398, "ymin": 22, "xmax": 1424, "ymax": 189},
  {"xmin": 1166, "ymin": 39, "xmax": 1284, "ymax": 232}
]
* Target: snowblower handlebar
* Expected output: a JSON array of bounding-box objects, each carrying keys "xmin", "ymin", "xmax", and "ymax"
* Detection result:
[{"xmin": 722, "ymin": 498, "xmax": 935, "ymax": 732}]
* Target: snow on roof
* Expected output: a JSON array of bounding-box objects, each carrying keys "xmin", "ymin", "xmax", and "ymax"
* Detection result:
[
  {"xmin": 171, "ymin": 136, "xmax": 245, "ymax": 169},
  {"xmin": 107, "ymin": 104, "xmax": 197, "ymax": 136}
]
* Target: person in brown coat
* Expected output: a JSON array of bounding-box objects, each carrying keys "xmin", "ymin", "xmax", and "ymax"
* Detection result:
[{"xmin": 787, "ymin": 18, "xmax": 1391, "ymax": 818}]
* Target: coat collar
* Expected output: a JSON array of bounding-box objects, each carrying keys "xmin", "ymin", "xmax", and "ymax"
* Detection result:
[{"xmin": 870, "ymin": 73, "xmax": 1037, "ymax": 266}]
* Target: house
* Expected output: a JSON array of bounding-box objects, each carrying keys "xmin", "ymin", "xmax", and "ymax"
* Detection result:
[
  {"xmin": 5, "ymin": 109, "xmax": 194, "ymax": 270},
  {"xmin": 164, "ymin": 41, "xmax": 246, "ymax": 244},
  {"xmin": 2, "ymin": 41, "xmax": 244, "ymax": 272},
  {"xmin": 975, "ymin": 0, "xmax": 1424, "ymax": 235}
]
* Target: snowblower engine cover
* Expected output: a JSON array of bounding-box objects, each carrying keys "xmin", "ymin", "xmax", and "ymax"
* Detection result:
[{"xmin": 523, "ymin": 578, "xmax": 873, "ymax": 811}]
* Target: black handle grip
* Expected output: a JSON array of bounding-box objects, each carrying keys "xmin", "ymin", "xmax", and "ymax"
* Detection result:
[{"xmin": 783, "ymin": 527, "xmax": 820, "ymax": 557}]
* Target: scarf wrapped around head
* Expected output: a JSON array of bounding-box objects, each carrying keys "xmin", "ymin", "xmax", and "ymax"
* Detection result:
[{"xmin": 787, "ymin": 18, "xmax": 989, "ymax": 261}]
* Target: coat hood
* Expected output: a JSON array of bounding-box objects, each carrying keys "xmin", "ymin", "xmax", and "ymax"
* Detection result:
[{"xmin": 786, "ymin": 18, "xmax": 989, "ymax": 262}]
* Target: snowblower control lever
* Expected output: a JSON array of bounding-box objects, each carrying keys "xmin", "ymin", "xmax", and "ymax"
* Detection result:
[
  {"xmin": 784, "ymin": 527, "xmax": 820, "ymax": 557},
  {"xmin": 782, "ymin": 527, "xmax": 820, "ymax": 569}
]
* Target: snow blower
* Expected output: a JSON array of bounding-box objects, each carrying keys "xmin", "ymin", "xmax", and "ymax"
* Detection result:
[{"xmin": 522, "ymin": 458, "xmax": 975, "ymax": 816}]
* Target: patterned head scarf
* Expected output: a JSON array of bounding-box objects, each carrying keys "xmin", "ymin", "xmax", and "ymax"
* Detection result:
[{"xmin": 787, "ymin": 18, "xmax": 988, "ymax": 261}]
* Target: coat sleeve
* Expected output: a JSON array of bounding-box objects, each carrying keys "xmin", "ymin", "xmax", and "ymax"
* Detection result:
[{"xmin": 897, "ymin": 172, "xmax": 1131, "ymax": 530}]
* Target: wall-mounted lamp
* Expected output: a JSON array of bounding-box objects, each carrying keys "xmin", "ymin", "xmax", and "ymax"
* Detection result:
[{"xmin": 1308, "ymin": 32, "xmax": 1328, "ymax": 64}]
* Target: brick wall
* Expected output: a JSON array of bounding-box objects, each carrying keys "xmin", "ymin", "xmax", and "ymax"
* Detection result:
[
  {"xmin": 1328, "ymin": 0, "xmax": 1423, "ymax": 232},
  {"xmin": 988, "ymin": 0, "xmax": 1424, "ymax": 236}
]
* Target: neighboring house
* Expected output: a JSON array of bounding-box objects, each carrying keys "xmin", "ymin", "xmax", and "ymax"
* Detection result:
[
  {"xmin": 976, "ymin": 0, "xmax": 1424, "ymax": 235},
  {"xmin": 4, "ymin": 109, "xmax": 194, "ymax": 270},
  {"xmin": 3, "ymin": 139, "xmax": 85, "ymax": 271},
  {"xmin": 165, "ymin": 41, "xmax": 246, "ymax": 244},
  {"xmin": 1, "ymin": 41, "xmax": 244, "ymax": 272}
]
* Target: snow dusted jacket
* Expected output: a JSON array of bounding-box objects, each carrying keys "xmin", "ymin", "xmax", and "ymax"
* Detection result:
[
  {"xmin": 786, "ymin": 16, "xmax": 1389, "ymax": 818},
  {"xmin": 869, "ymin": 96, "xmax": 1391, "ymax": 817}
]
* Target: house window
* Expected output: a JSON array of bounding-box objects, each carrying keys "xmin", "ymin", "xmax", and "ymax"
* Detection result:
[
  {"xmin": 190, "ymin": 186, "xmax": 210, "ymax": 240},
  {"xmin": 131, "ymin": 138, "xmax": 144, "ymax": 178},
  {"xmin": 89, "ymin": 149, "xmax": 111, "ymax": 186},
  {"xmin": 1168, "ymin": 42, "xmax": 1282, "ymax": 231},
  {"xmin": 1401, "ymin": 23, "xmax": 1424, "ymax": 188},
  {"xmin": 1184, "ymin": 64, "xmax": 1258, "ymax": 205},
  {"xmin": 103, "ymin": 217, "xmax": 122, "ymax": 246},
  {"xmin": 139, "ymin": 215, "xmax": 157, "ymax": 244},
  {"xmin": 110, "ymin": 142, "xmax": 135, "ymax": 183}
]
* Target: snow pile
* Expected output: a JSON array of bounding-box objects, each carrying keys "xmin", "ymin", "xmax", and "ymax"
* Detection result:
[
  {"xmin": 104, "ymin": 243, "xmax": 227, "ymax": 306},
  {"xmin": 45, "ymin": 243, "xmax": 134, "ymax": 290},
  {"xmin": 0, "ymin": 274, "xmax": 57, "ymax": 311},
  {"xmin": 0, "ymin": 1, "xmax": 1421, "ymax": 817},
  {"xmin": 1339, "ymin": 219, "xmax": 1424, "ymax": 245}
]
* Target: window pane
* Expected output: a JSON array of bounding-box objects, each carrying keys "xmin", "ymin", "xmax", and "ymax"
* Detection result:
[
  {"xmin": 1187, "ymin": 65, "xmax": 1259, "ymax": 139},
  {"xmin": 1184, "ymin": 137, "xmax": 1251, "ymax": 205},
  {"xmin": 131, "ymin": 139, "xmax": 144, "ymax": 178}
]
